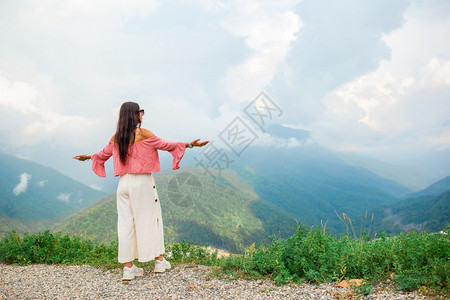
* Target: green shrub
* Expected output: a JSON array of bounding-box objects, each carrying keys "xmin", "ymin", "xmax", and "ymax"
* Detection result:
[
  {"xmin": 0, "ymin": 230, "xmax": 117, "ymax": 266},
  {"xmin": 214, "ymin": 226, "xmax": 449, "ymax": 294},
  {"xmin": 391, "ymin": 231, "xmax": 449, "ymax": 292},
  {"xmin": 282, "ymin": 226, "xmax": 341, "ymax": 283}
]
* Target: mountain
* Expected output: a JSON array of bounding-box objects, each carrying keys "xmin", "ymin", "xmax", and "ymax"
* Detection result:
[
  {"xmin": 231, "ymin": 143, "xmax": 412, "ymax": 234},
  {"xmin": 370, "ymin": 191, "xmax": 449, "ymax": 234},
  {"xmin": 0, "ymin": 152, "xmax": 106, "ymax": 235},
  {"xmin": 368, "ymin": 175, "xmax": 450, "ymax": 234},
  {"xmin": 408, "ymin": 176, "xmax": 450, "ymax": 198},
  {"xmin": 177, "ymin": 124, "xmax": 418, "ymax": 236},
  {"xmin": 57, "ymin": 168, "xmax": 297, "ymax": 252}
]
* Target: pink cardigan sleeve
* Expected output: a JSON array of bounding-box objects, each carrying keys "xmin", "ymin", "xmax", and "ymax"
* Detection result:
[
  {"xmin": 91, "ymin": 142, "xmax": 114, "ymax": 177},
  {"xmin": 148, "ymin": 136, "xmax": 186, "ymax": 170}
]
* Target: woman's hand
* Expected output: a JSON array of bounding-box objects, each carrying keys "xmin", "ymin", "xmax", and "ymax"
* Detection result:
[
  {"xmin": 73, "ymin": 154, "xmax": 91, "ymax": 161},
  {"xmin": 188, "ymin": 139, "xmax": 209, "ymax": 148}
]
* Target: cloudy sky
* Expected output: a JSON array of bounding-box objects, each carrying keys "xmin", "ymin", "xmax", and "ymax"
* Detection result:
[{"xmin": 0, "ymin": 0, "xmax": 449, "ymax": 189}]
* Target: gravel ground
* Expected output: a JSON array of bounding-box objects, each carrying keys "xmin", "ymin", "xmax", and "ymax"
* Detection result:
[{"xmin": 0, "ymin": 263, "xmax": 432, "ymax": 299}]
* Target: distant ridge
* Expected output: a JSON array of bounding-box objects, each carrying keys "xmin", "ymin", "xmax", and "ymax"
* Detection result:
[
  {"xmin": 338, "ymin": 153, "xmax": 438, "ymax": 191},
  {"xmin": 409, "ymin": 175, "xmax": 450, "ymax": 198}
]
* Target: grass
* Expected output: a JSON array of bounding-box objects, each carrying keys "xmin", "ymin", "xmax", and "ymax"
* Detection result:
[{"xmin": 0, "ymin": 226, "xmax": 448, "ymax": 296}]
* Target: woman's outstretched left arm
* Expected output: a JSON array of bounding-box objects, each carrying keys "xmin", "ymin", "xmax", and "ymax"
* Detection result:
[
  {"xmin": 73, "ymin": 142, "xmax": 113, "ymax": 177},
  {"xmin": 73, "ymin": 154, "xmax": 91, "ymax": 161}
]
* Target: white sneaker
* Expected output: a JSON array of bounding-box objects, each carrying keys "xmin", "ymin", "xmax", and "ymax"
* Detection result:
[
  {"xmin": 154, "ymin": 257, "xmax": 171, "ymax": 273},
  {"xmin": 122, "ymin": 264, "xmax": 144, "ymax": 281}
]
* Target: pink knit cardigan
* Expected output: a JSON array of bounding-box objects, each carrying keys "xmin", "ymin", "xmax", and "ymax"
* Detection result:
[{"xmin": 91, "ymin": 136, "xmax": 186, "ymax": 177}]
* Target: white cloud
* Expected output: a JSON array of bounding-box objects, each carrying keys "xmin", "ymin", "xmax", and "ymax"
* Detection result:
[
  {"xmin": 0, "ymin": 72, "xmax": 102, "ymax": 147},
  {"xmin": 37, "ymin": 180, "xmax": 48, "ymax": 187},
  {"xmin": 423, "ymin": 57, "xmax": 450, "ymax": 87},
  {"xmin": 0, "ymin": 73, "xmax": 40, "ymax": 114},
  {"xmin": 427, "ymin": 128, "xmax": 450, "ymax": 151},
  {"xmin": 57, "ymin": 193, "xmax": 71, "ymax": 203},
  {"xmin": 181, "ymin": 0, "xmax": 226, "ymax": 11},
  {"xmin": 13, "ymin": 172, "xmax": 31, "ymax": 196},
  {"xmin": 312, "ymin": 1, "xmax": 450, "ymax": 158},
  {"xmin": 88, "ymin": 184, "xmax": 103, "ymax": 191},
  {"xmin": 221, "ymin": 0, "xmax": 302, "ymax": 102},
  {"xmin": 19, "ymin": 0, "xmax": 159, "ymax": 24}
]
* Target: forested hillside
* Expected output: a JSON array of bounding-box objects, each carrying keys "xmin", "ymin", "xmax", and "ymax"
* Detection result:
[{"xmin": 370, "ymin": 191, "xmax": 449, "ymax": 234}]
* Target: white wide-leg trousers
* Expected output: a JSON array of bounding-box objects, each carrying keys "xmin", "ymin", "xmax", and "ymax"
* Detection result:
[{"xmin": 116, "ymin": 173, "xmax": 164, "ymax": 263}]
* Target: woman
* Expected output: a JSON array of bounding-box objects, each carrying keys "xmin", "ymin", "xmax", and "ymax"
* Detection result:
[{"xmin": 73, "ymin": 101, "xmax": 208, "ymax": 280}]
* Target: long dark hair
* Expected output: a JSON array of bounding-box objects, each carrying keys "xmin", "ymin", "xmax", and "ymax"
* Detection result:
[{"xmin": 115, "ymin": 101, "xmax": 141, "ymax": 164}]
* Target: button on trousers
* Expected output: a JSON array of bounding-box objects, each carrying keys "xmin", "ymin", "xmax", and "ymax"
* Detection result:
[{"xmin": 116, "ymin": 173, "xmax": 164, "ymax": 263}]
